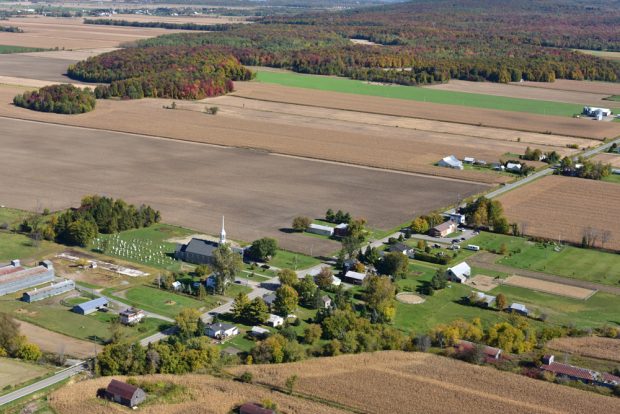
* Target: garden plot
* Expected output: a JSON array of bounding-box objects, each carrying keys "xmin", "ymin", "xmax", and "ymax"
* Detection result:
[{"xmin": 503, "ymin": 275, "xmax": 596, "ymax": 300}]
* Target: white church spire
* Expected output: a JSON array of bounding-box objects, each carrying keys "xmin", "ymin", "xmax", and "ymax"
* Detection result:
[{"xmin": 220, "ymin": 215, "xmax": 226, "ymax": 245}]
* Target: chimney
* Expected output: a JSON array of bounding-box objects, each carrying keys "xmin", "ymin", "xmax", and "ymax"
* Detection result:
[{"xmin": 11, "ymin": 259, "xmax": 20, "ymax": 267}]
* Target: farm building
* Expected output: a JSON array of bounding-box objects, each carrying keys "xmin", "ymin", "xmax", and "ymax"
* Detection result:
[
  {"xmin": 583, "ymin": 106, "xmax": 612, "ymax": 118},
  {"xmin": 469, "ymin": 291, "xmax": 496, "ymax": 308},
  {"xmin": 389, "ymin": 242, "xmax": 414, "ymax": 257},
  {"xmin": 104, "ymin": 379, "xmax": 147, "ymax": 408},
  {"xmin": 320, "ymin": 295, "xmax": 332, "ymax": 309},
  {"xmin": 21, "ymin": 279, "xmax": 75, "ymax": 303},
  {"xmin": 344, "ymin": 270, "xmax": 367, "ymax": 285},
  {"xmin": 267, "ymin": 313, "xmax": 284, "ymax": 327},
  {"xmin": 491, "ymin": 162, "xmax": 505, "ymax": 171},
  {"xmin": 239, "ymin": 402, "xmax": 276, "ymax": 414},
  {"xmin": 429, "ymin": 220, "xmax": 457, "ymax": 237},
  {"xmin": 206, "ymin": 322, "xmax": 239, "ymax": 339},
  {"xmin": 455, "ymin": 340, "xmax": 502, "ymax": 361},
  {"xmin": 333, "ymin": 223, "xmax": 349, "ymax": 238},
  {"xmin": 72, "ymin": 297, "xmax": 108, "ymax": 315},
  {"xmin": 249, "ymin": 326, "xmax": 270, "ymax": 338},
  {"xmin": 506, "ymin": 162, "xmax": 522, "ymax": 172},
  {"xmin": 446, "ymin": 262, "xmax": 471, "ymax": 283},
  {"xmin": 541, "ymin": 355, "xmax": 620, "ymax": 388},
  {"xmin": 448, "ymin": 213, "xmax": 466, "ymax": 225},
  {"xmin": 508, "ymin": 303, "xmax": 529, "ymax": 316},
  {"xmin": 463, "ymin": 157, "xmax": 475, "ymax": 164},
  {"xmin": 307, "ymin": 223, "xmax": 334, "ymax": 237},
  {"xmin": 331, "ymin": 276, "xmax": 342, "ymax": 286},
  {"xmin": 262, "ymin": 293, "xmax": 276, "ymax": 307},
  {"xmin": 175, "ymin": 217, "xmax": 244, "ymax": 264},
  {"xmin": 119, "ymin": 308, "xmax": 145, "ymax": 325},
  {"xmin": 438, "ymin": 155, "xmax": 464, "ymax": 170},
  {"xmin": 0, "ymin": 260, "xmax": 55, "ymax": 296}
]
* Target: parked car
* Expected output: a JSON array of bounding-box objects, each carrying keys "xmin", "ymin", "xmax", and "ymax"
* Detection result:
[{"xmin": 460, "ymin": 237, "xmax": 466, "ymax": 241}]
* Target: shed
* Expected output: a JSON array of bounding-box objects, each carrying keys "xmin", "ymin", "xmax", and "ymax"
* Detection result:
[
  {"xmin": 22, "ymin": 279, "xmax": 75, "ymax": 303},
  {"xmin": 307, "ymin": 223, "xmax": 334, "ymax": 237},
  {"xmin": 470, "ymin": 291, "xmax": 496, "ymax": 307},
  {"xmin": 344, "ymin": 270, "xmax": 367, "ymax": 285},
  {"xmin": 72, "ymin": 297, "xmax": 108, "ymax": 315},
  {"xmin": 331, "ymin": 276, "xmax": 342, "ymax": 286},
  {"xmin": 438, "ymin": 155, "xmax": 464, "ymax": 170},
  {"xmin": 105, "ymin": 379, "xmax": 146, "ymax": 408},
  {"xmin": 506, "ymin": 162, "xmax": 522, "ymax": 172},
  {"xmin": 508, "ymin": 303, "xmax": 529, "ymax": 316},
  {"xmin": 267, "ymin": 313, "xmax": 284, "ymax": 327},
  {"xmin": 249, "ymin": 326, "xmax": 270, "ymax": 338},
  {"xmin": 333, "ymin": 223, "xmax": 349, "ymax": 238}
]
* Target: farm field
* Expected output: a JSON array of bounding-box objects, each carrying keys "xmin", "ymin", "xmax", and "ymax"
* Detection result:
[
  {"xmin": 233, "ymin": 81, "xmax": 620, "ymax": 140},
  {"xmin": 0, "ymin": 232, "xmax": 62, "ymax": 262},
  {"xmin": 424, "ymin": 79, "xmax": 615, "ymax": 106},
  {"xmin": 576, "ymin": 49, "xmax": 620, "ymax": 63},
  {"xmin": 254, "ymin": 70, "xmax": 617, "ymax": 117},
  {"xmin": 0, "ymin": 16, "xmax": 190, "ymax": 49},
  {"xmin": 18, "ymin": 320, "xmax": 101, "ymax": 359},
  {"xmin": 50, "ymin": 373, "xmax": 347, "ymax": 414},
  {"xmin": 228, "ymin": 351, "xmax": 620, "ymax": 414},
  {"xmin": 511, "ymin": 79, "xmax": 620, "ymax": 96},
  {"xmin": 0, "ymin": 54, "xmax": 87, "ymax": 83},
  {"xmin": 96, "ymin": 14, "xmax": 249, "ymax": 24},
  {"xmin": 592, "ymin": 152, "xmax": 620, "ymax": 168},
  {"xmin": 0, "ymin": 117, "xmax": 487, "ymax": 256},
  {"xmin": 497, "ymin": 175, "xmax": 620, "ymax": 252},
  {"xmin": 467, "ymin": 232, "xmax": 620, "ymax": 286},
  {"xmin": 502, "ymin": 275, "xmax": 595, "ymax": 300},
  {"xmin": 0, "ymin": 45, "xmax": 46, "ymax": 54},
  {"xmin": 0, "ymin": 358, "xmax": 50, "ymax": 390},
  {"xmin": 548, "ymin": 336, "xmax": 620, "ymax": 363}
]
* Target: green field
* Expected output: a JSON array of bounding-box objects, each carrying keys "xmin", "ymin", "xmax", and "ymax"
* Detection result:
[
  {"xmin": 0, "ymin": 358, "xmax": 51, "ymax": 390},
  {"xmin": 467, "ymin": 232, "xmax": 620, "ymax": 286},
  {"xmin": 0, "ymin": 45, "xmax": 46, "ymax": 54},
  {"xmin": 268, "ymin": 249, "xmax": 321, "ymax": 270},
  {"xmin": 255, "ymin": 70, "xmax": 599, "ymax": 117},
  {"xmin": 0, "ymin": 233, "xmax": 62, "ymax": 262},
  {"xmin": 602, "ymin": 173, "xmax": 620, "ymax": 184},
  {"xmin": 392, "ymin": 261, "xmax": 619, "ymax": 333},
  {"xmin": 109, "ymin": 285, "xmax": 219, "ymax": 319}
]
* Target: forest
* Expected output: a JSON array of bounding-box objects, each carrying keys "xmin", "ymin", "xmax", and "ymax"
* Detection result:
[
  {"xmin": 130, "ymin": 0, "xmax": 620, "ymax": 85},
  {"xmin": 83, "ymin": 18, "xmax": 232, "ymax": 32},
  {"xmin": 13, "ymin": 84, "xmax": 96, "ymax": 114},
  {"xmin": 68, "ymin": 47, "xmax": 254, "ymax": 100}
]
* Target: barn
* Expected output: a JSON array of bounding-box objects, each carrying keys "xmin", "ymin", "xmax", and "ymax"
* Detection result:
[
  {"xmin": 0, "ymin": 260, "xmax": 55, "ymax": 296},
  {"xmin": 21, "ymin": 279, "xmax": 75, "ymax": 303},
  {"xmin": 72, "ymin": 297, "xmax": 108, "ymax": 315},
  {"xmin": 105, "ymin": 379, "xmax": 147, "ymax": 408}
]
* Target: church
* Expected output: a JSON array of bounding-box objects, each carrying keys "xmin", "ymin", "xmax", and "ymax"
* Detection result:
[{"xmin": 174, "ymin": 217, "xmax": 245, "ymax": 265}]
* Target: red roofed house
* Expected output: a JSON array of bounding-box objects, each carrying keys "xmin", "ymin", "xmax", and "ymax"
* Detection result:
[
  {"xmin": 105, "ymin": 379, "xmax": 147, "ymax": 408},
  {"xmin": 541, "ymin": 355, "xmax": 620, "ymax": 388},
  {"xmin": 455, "ymin": 340, "xmax": 502, "ymax": 362}
]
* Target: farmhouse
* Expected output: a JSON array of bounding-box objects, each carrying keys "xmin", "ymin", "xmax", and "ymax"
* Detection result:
[
  {"xmin": 344, "ymin": 270, "xmax": 367, "ymax": 285},
  {"xmin": 506, "ymin": 162, "xmax": 522, "ymax": 172},
  {"xmin": 446, "ymin": 262, "xmax": 471, "ymax": 283},
  {"xmin": 175, "ymin": 217, "xmax": 244, "ymax": 264},
  {"xmin": 206, "ymin": 322, "xmax": 239, "ymax": 339},
  {"xmin": 541, "ymin": 355, "xmax": 620, "ymax": 388},
  {"xmin": 0, "ymin": 260, "xmax": 55, "ymax": 296},
  {"xmin": 21, "ymin": 279, "xmax": 75, "ymax": 303},
  {"xmin": 508, "ymin": 303, "xmax": 529, "ymax": 316},
  {"xmin": 72, "ymin": 297, "xmax": 108, "ymax": 315},
  {"xmin": 389, "ymin": 242, "xmax": 414, "ymax": 257},
  {"xmin": 469, "ymin": 291, "xmax": 496, "ymax": 308},
  {"xmin": 438, "ymin": 155, "xmax": 464, "ymax": 170},
  {"xmin": 456, "ymin": 340, "xmax": 502, "ymax": 361},
  {"xmin": 104, "ymin": 379, "xmax": 146, "ymax": 408},
  {"xmin": 429, "ymin": 220, "xmax": 457, "ymax": 238},
  {"xmin": 267, "ymin": 313, "xmax": 284, "ymax": 327},
  {"xmin": 239, "ymin": 403, "xmax": 276, "ymax": 414},
  {"xmin": 119, "ymin": 308, "xmax": 146, "ymax": 325},
  {"xmin": 307, "ymin": 223, "xmax": 334, "ymax": 237}
]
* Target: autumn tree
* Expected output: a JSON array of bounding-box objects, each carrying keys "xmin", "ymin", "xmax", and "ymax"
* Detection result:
[
  {"xmin": 274, "ymin": 284, "xmax": 299, "ymax": 316},
  {"xmin": 175, "ymin": 308, "xmax": 203, "ymax": 339},
  {"xmin": 315, "ymin": 266, "xmax": 334, "ymax": 289},
  {"xmin": 303, "ymin": 324, "xmax": 323, "ymax": 344},
  {"xmin": 292, "ymin": 216, "xmax": 311, "ymax": 232},
  {"xmin": 211, "ymin": 244, "xmax": 242, "ymax": 294},
  {"xmin": 278, "ymin": 268, "xmax": 298, "ymax": 287},
  {"xmin": 363, "ymin": 275, "xmax": 396, "ymax": 322},
  {"xmin": 496, "ymin": 293, "xmax": 507, "ymax": 310},
  {"xmin": 410, "ymin": 217, "xmax": 430, "ymax": 234}
]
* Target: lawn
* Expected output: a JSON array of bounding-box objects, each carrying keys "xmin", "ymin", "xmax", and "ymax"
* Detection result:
[
  {"xmin": 0, "ymin": 232, "xmax": 62, "ymax": 262},
  {"xmin": 268, "ymin": 249, "xmax": 321, "ymax": 270},
  {"xmin": 0, "ymin": 45, "xmax": 46, "ymax": 54},
  {"xmin": 254, "ymin": 70, "xmax": 599, "ymax": 117},
  {"xmin": 110, "ymin": 285, "xmax": 219, "ymax": 319},
  {"xmin": 602, "ymin": 174, "xmax": 620, "ymax": 184},
  {"xmin": 90, "ymin": 223, "xmax": 195, "ymax": 271},
  {"xmin": 467, "ymin": 232, "xmax": 620, "ymax": 286},
  {"xmin": 0, "ymin": 358, "xmax": 51, "ymax": 390}
]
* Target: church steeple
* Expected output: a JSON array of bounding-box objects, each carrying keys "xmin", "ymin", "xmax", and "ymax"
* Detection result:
[{"xmin": 220, "ymin": 216, "xmax": 226, "ymax": 245}]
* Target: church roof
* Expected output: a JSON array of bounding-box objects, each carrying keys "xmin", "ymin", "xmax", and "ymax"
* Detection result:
[{"xmin": 180, "ymin": 238, "xmax": 219, "ymax": 257}]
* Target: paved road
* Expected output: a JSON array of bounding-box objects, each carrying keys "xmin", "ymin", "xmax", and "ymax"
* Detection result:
[
  {"xmin": 0, "ymin": 362, "xmax": 85, "ymax": 407},
  {"xmin": 469, "ymin": 252, "xmax": 620, "ymax": 295}
]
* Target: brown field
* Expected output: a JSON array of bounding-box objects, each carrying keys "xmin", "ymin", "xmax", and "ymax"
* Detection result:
[
  {"xmin": 0, "ymin": 83, "xmax": 595, "ymax": 185},
  {"xmin": 18, "ymin": 320, "xmax": 100, "ymax": 359},
  {"xmin": 497, "ymin": 175, "xmax": 620, "ymax": 250},
  {"xmin": 503, "ymin": 275, "xmax": 596, "ymax": 300},
  {"xmin": 548, "ymin": 336, "xmax": 620, "ymax": 362},
  {"xmin": 233, "ymin": 82, "xmax": 620, "ymax": 140},
  {"xmin": 0, "ymin": 16, "xmax": 190, "ymax": 49},
  {"xmin": 228, "ymin": 351, "xmax": 620, "ymax": 414},
  {"xmin": 511, "ymin": 79, "xmax": 620, "ymax": 96},
  {"xmin": 592, "ymin": 152, "xmax": 620, "ymax": 168},
  {"xmin": 49, "ymin": 374, "xmax": 346, "ymax": 414},
  {"xmin": 0, "ymin": 116, "xmax": 487, "ymax": 256},
  {"xmin": 465, "ymin": 274, "xmax": 499, "ymax": 292},
  {"xmin": 0, "ymin": 357, "xmax": 50, "ymax": 389},
  {"xmin": 425, "ymin": 79, "xmax": 613, "ymax": 106}
]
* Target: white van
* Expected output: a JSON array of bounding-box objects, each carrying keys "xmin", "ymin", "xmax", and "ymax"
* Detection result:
[{"xmin": 466, "ymin": 245, "xmax": 480, "ymax": 251}]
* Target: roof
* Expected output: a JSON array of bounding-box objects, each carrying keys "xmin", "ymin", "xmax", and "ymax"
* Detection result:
[
  {"xmin": 464, "ymin": 157, "xmax": 475, "ymax": 162},
  {"xmin": 448, "ymin": 262, "xmax": 471, "ymax": 277},
  {"xmin": 0, "ymin": 264, "xmax": 52, "ymax": 286},
  {"xmin": 239, "ymin": 403, "xmax": 275, "ymax": 414},
  {"xmin": 267, "ymin": 314, "xmax": 283, "ymax": 322},
  {"xmin": 106, "ymin": 379, "xmax": 140, "ymax": 400},
  {"xmin": 250, "ymin": 326, "xmax": 269, "ymax": 335},
  {"xmin": 74, "ymin": 297, "xmax": 108, "ymax": 311},
  {"xmin": 541, "ymin": 363, "xmax": 596, "ymax": 382},
  {"xmin": 509, "ymin": 303, "xmax": 528, "ymax": 312},
  {"xmin": 180, "ymin": 238, "xmax": 219, "ymax": 257},
  {"xmin": 335, "ymin": 223, "xmax": 348, "ymax": 229},
  {"xmin": 207, "ymin": 322, "xmax": 236, "ymax": 331},
  {"xmin": 24, "ymin": 279, "xmax": 74, "ymax": 296},
  {"xmin": 457, "ymin": 340, "xmax": 502, "ymax": 358},
  {"xmin": 439, "ymin": 155, "xmax": 462, "ymax": 167},
  {"xmin": 506, "ymin": 162, "xmax": 522, "ymax": 170},
  {"xmin": 389, "ymin": 242, "xmax": 410, "ymax": 252},
  {"xmin": 472, "ymin": 291, "xmax": 495, "ymax": 304},
  {"xmin": 332, "ymin": 276, "xmax": 342, "ymax": 286},
  {"xmin": 321, "ymin": 295, "xmax": 331, "ymax": 302},
  {"xmin": 433, "ymin": 220, "xmax": 456, "ymax": 232},
  {"xmin": 309, "ymin": 223, "xmax": 334, "ymax": 232},
  {"xmin": 120, "ymin": 307, "xmax": 144, "ymax": 317},
  {"xmin": 344, "ymin": 270, "xmax": 367, "ymax": 281},
  {"xmin": 262, "ymin": 293, "xmax": 276, "ymax": 304}
]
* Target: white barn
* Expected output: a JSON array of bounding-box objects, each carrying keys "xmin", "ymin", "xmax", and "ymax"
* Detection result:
[
  {"xmin": 438, "ymin": 155, "xmax": 464, "ymax": 170},
  {"xmin": 446, "ymin": 262, "xmax": 471, "ymax": 283}
]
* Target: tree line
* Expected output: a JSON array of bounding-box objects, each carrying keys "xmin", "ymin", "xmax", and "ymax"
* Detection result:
[
  {"xmin": 84, "ymin": 18, "xmax": 232, "ymax": 32},
  {"xmin": 13, "ymin": 84, "xmax": 96, "ymax": 114}
]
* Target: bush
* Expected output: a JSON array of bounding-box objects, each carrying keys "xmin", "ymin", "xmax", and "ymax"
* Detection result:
[
  {"xmin": 14, "ymin": 84, "xmax": 96, "ymax": 114},
  {"xmin": 239, "ymin": 371, "xmax": 253, "ymax": 383}
]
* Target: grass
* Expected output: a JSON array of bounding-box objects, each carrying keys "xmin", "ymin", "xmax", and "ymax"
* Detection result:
[
  {"xmin": 601, "ymin": 173, "xmax": 620, "ymax": 184},
  {"xmin": 254, "ymin": 70, "xmax": 609, "ymax": 117},
  {"xmin": 576, "ymin": 49, "xmax": 620, "ymax": 62},
  {"xmin": 0, "ymin": 232, "xmax": 62, "ymax": 262},
  {"xmin": 604, "ymin": 95, "xmax": 620, "ymax": 101},
  {"xmin": 0, "ymin": 358, "xmax": 51, "ymax": 390},
  {"xmin": 467, "ymin": 232, "xmax": 620, "ymax": 286},
  {"xmin": 90, "ymin": 223, "xmax": 195, "ymax": 271},
  {"xmin": 268, "ymin": 249, "xmax": 321, "ymax": 270},
  {"xmin": 0, "ymin": 45, "xmax": 46, "ymax": 54},
  {"xmin": 108, "ymin": 285, "xmax": 219, "ymax": 319}
]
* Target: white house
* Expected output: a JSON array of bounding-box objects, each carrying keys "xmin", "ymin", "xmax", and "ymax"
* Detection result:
[
  {"xmin": 267, "ymin": 313, "xmax": 284, "ymax": 327},
  {"xmin": 470, "ymin": 291, "xmax": 496, "ymax": 308},
  {"xmin": 508, "ymin": 303, "xmax": 529, "ymax": 316},
  {"xmin": 119, "ymin": 308, "xmax": 145, "ymax": 325},
  {"xmin": 206, "ymin": 322, "xmax": 239, "ymax": 339},
  {"xmin": 506, "ymin": 162, "xmax": 522, "ymax": 172},
  {"xmin": 446, "ymin": 262, "xmax": 471, "ymax": 283},
  {"xmin": 449, "ymin": 213, "xmax": 466, "ymax": 225},
  {"xmin": 438, "ymin": 155, "xmax": 464, "ymax": 170},
  {"xmin": 344, "ymin": 270, "xmax": 367, "ymax": 285},
  {"xmin": 307, "ymin": 223, "xmax": 334, "ymax": 237}
]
